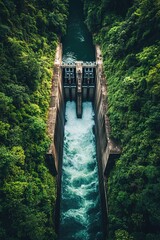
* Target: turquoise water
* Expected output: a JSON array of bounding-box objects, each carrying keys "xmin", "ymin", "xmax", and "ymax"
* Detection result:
[
  {"xmin": 59, "ymin": 102, "xmax": 103, "ymax": 240},
  {"xmin": 62, "ymin": 0, "xmax": 95, "ymax": 63}
]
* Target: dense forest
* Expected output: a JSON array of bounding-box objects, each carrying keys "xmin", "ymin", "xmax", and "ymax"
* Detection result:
[
  {"xmin": 83, "ymin": 0, "xmax": 160, "ymax": 239},
  {"xmin": 0, "ymin": 0, "xmax": 68, "ymax": 239},
  {"xmin": 1, "ymin": 0, "xmax": 160, "ymax": 239}
]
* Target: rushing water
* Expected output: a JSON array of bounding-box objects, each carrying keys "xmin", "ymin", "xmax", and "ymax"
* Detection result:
[{"xmin": 59, "ymin": 102, "xmax": 103, "ymax": 240}]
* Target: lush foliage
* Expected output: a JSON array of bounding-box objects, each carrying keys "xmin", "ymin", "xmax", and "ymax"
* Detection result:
[
  {"xmin": 0, "ymin": 0, "xmax": 68, "ymax": 239},
  {"xmin": 84, "ymin": 0, "xmax": 160, "ymax": 239}
]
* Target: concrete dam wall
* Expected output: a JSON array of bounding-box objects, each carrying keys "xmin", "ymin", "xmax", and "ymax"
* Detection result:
[{"xmin": 46, "ymin": 43, "xmax": 121, "ymax": 239}]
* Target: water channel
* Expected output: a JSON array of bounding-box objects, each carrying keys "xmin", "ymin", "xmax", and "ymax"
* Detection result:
[
  {"xmin": 59, "ymin": 0, "xmax": 104, "ymax": 239},
  {"xmin": 62, "ymin": 0, "xmax": 95, "ymax": 63}
]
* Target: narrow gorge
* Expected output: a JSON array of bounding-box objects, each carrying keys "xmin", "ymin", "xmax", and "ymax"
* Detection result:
[{"xmin": 47, "ymin": 0, "xmax": 120, "ymax": 239}]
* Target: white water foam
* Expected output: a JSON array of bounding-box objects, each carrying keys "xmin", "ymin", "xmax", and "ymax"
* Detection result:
[
  {"xmin": 59, "ymin": 102, "xmax": 103, "ymax": 240},
  {"xmin": 62, "ymin": 51, "xmax": 77, "ymax": 64}
]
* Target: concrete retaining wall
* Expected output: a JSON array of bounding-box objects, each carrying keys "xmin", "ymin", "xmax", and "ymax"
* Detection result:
[
  {"xmin": 46, "ymin": 43, "xmax": 65, "ymax": 233},
  {"xmin": 94, "ymin": 45, "xmax": 121, "ymax": 239},
  {"xmin": 94, "ymin": 46, "xmax": 108, "ymax": 238}
]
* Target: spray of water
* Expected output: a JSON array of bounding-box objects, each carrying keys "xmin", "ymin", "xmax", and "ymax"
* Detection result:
[{"xmin": 59, "ymin": 102, "xmax": 103, "ymax": 240}]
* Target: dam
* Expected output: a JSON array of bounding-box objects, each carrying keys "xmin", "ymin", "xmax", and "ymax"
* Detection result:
[
  {"xmin": 62, "ymin": 61, "xmax": 96, "ymax": 117},
  {"xmin": 46, "ymin": 0, "xmax": 121, "ymax": 239}
]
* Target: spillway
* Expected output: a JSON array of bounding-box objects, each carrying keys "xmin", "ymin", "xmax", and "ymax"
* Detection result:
[
  {"xmin": 58, "ymin": 102, "xmax": 103, "ymax": 240},
  {"xmin": 46, "ymin": 0, "xmax": 120, "ymax": 238},
  {"xmin": 46, "ymin": 9, "xmax": 121, "ymax": 240}
]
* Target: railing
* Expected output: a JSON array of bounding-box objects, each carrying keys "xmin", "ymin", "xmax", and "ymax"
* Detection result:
[{"xmin": 61, "ymin": 61, "xmax": 97, "ymax": 68}]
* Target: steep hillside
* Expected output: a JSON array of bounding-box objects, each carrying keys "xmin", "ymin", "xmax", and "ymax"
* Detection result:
[
  {"xmin": 84, "ymin": 0, "xmax": 160, "ymax": 239},
  {"xmin": 0, "ymin": 0, "xmax": 68, "ymax": 239}
]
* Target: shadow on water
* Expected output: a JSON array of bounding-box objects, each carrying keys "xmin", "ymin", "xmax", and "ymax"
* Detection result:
[{"xmin": 62, "ymin": 0, "xmax": 95, "ymax": 63}]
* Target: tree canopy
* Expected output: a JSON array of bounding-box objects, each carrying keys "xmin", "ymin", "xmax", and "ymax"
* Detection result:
[
  {"xmin": 0, "ymin": 0, "xmax": 68, "ymax": 239},
  {"xmin": 84, "ymin": 0, "xmax": 160, "ymax": 239}
]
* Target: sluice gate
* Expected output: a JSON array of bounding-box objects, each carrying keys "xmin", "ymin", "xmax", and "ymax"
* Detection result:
[{"xmin": 62, "ymin": 61, "xmax": 96, "ymax": 118}]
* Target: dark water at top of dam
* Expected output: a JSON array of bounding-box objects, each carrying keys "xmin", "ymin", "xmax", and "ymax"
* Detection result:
[{"xmin": 62, "ymin": 0, "xmax": 95, "ymax": 63}]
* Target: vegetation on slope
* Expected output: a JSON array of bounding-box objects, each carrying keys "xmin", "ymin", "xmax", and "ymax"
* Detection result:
[
  {"xmin": 84, "ymin": 0, "xmax": 160, "ymax": 239},
  {"xmin": 0, "ymin": 0, "xmax": 68, "ymax": 239}
]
